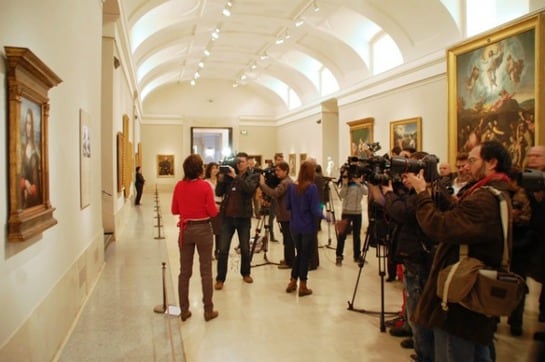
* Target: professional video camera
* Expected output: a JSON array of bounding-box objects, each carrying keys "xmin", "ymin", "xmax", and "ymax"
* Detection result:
[
  {"xmin": 339, "ymin": 142, "xmax": 440, "ymax": 185},
  {"xmin": 219, "ymin": 155, "xmax": 238, "ymax": 174},
  {"xmin": 259, "ymin": 167, "xmax": 281, "ymax": 188},
  {"xmin": 517, "ymin": 169, "xmax": 545, "ymax": 192}
]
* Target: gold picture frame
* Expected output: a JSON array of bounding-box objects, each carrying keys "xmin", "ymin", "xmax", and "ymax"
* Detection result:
[
  {"xmin": 347, "ymin": 117, "xmax": 374, "ymax": 158},
  {"xmin": 288, "ymin": 153, "xmax": 296, "ymax": 176},
  {"xmin": 116, "ymin": 132, "xmax": 124, "ymax": 192},
  {"xmin": 6, "ymin": 47, "xmax": 62, "ymax": 242},
  {"xmin": 157, "ymin": 154, "xmax": 175, "ymax": 177},
  {"xmin": 448, "ymin": 12, "xmax": 545, "ymax": 168},
  {"xmin": 390, "ymin": 117, "xmax": 422, "ymax": 151}
]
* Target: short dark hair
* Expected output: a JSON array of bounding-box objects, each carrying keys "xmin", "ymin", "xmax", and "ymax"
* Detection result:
[
  {"xmin": 391, "ymin": 146, "xmax": 402, "ymax": 155},
  {"xmin": 276, "ymin": 161, "xmax": 289, "ymax": 173},
  {"xmin": 183, "ymin": 154, "xmax": 204, "ymax": 180},
  {"xmin": 480, "ymin": 140, "xmax": 512, "ymax": 173},
  {"xmin": 136, "ymin": 166, "xmax": 141, "ymax": 173},
  {"xmin": 456, "ymin": 152, "xmax": 469, "ymax": 162},
  {"xmin": 236, "ymin": 152, "xmax": 249, "ymax": 159}
]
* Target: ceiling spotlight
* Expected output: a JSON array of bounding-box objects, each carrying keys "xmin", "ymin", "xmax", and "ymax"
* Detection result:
[
  {"xmin": 275, "ymin": 37, "xmax": 284, "ymax": 45},
  {"xmin": 194, "ymin": 71, "xmax": 200, "ymax": 79},
  {"xmin": 313, "ymin": 1, "xmax": 320, "ymax": 12},
  {"xmin": 190, "ymin": 79, "xmax": 196, "ymax": 86},
  {"xmin": 198, "ymin": 61, "xmax": 204, "ymax": 68},
  {"xmin": 232, "ymin": 82, "xmax": 239, "ymax": 88},
  {"xmin": 212, "ymin": 31, "xmax": 219, "ymax": 40},
  {"xmin": 250, "ymin": 63, "xmax": 257, "ymax": 70},
  {"xmin": 285, "ymin": 31, "xmax": 291, "ymax": 40},
  {"xmin": 204, "ymin": 49, "xmax": 210, "ymax": 57},
  {"xmin": 260, "ymin": 52, "xmax": 269, "ymax": 60},
  {"xmin": 240, "ymin": 74, "xmax": 247, "ymax": 80},
  {"xmin": 295, "ymin": 19, "xmax": 304, "ymax": 27}
]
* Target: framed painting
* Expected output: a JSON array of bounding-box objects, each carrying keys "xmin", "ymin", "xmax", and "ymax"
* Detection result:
[
  {"xmin": 347, "ymin": 117, "xmax": 374, "ymax": 159},
  {"xmin": 116, "ymin": 132, "xmax": 124, "ymax": 192},
  {"xmin": 157, "ymin": 154, "xmax": 175, "ymax": 177},
  {"xmin": 248, "ymin": 155, "xmax": 262, "ymax": 168},
  {"xmin": 299, "ymin": 153, "xmax": 307, "ymax": 165},
  {"xmin": 79, "ymin": 109, "xmax": 91, "ymax": 209},
  {"xmin": 288, "ymin": 154, "xmax": 296, "ymax": 176},
  {"xmin": 390, "ymin": 117, "xmax": 422, "ymax": 151},
  {"xmin": 6, "ymin": 46, "xmax": 62, "ymax": 242},
  {"xmin": 448, "ymin": 13, "xmax": 545, "ymax": 168}
]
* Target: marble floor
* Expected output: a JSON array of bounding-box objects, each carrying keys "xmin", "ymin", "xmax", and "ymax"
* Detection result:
[{"xmin": 56, "ymin": 190, "xmax": 545, "ymax": 362}]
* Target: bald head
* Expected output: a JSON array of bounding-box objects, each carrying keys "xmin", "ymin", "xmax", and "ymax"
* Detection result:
[
  {"xmin": 438, "ymin": 163, "xmax": 451, "ymax": 176},
  {"xmin": 527, "ymin": 146, "xmax": 545, "ymax": 171}
]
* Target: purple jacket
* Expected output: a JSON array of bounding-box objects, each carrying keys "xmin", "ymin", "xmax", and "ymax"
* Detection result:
[{"xmin": 286, "ymin": 183, "xmax": 322, "ymax": 234}]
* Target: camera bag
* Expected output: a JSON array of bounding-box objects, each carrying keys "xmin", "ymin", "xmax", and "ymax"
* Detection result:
[{"xmin": 436, "ymin": 186, "xmax": 527, "ymax": 317}]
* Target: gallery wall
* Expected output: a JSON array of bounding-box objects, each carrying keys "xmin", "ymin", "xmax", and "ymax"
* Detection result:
[{"xmin": 0, "ymin": 0, "xmax": 105, "ymax": 359}]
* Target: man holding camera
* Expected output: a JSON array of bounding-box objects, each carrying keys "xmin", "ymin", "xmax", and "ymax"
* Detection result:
[
  {"xmin": 406, "ymin": 140, "xmax": 512, "ymax": 361},
  {"xmin": 259, "ymin": 161, "xmax": 294, "ymax": 269},
  {"xmin": 368, "ymin": 152, "xmax": 437, "ymax": 361},
  {"xmin": 215, "ymin": 152, "xmax": 259, "ymax": 289}
]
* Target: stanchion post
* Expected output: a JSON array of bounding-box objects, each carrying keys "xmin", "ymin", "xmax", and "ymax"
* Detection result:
[{"xmin": 153, "ymin": 262, "xmax": 167, "ymax": 313}]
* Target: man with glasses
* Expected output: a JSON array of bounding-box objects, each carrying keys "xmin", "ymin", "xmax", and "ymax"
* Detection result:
[
  {"xmin": 259, "ymin": 161, "xmax": 294, "ymax": 269},
  {"xmin": 215, "ymin": 152, "xmax": 259, "ymax": 290},
  {"xmin": 407, "ymin": 140, "xmax": 513, "ymax": 361}
]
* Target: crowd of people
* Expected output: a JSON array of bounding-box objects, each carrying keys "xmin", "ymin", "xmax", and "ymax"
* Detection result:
[{"xmin": 157, "ymin": 141, "xmax": 545, "ymax": 361}]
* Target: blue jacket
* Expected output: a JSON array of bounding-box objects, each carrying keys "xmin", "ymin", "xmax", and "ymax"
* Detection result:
[{"xmin": 286, "ymin": 183, "xmax": 322, "ymax": 234}]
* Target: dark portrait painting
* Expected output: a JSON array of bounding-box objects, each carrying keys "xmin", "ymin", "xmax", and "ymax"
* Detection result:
[
  {"xmin": 19, "ymin": 98, "xmax": 43, "ymax": 209},
  {"xmin": 453, "ymin": 26, "xmax": 536, "ymax": 168}
]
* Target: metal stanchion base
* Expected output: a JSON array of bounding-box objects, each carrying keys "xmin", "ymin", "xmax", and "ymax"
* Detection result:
[{"xmin": 153, "ymin": 304, "xmax": 181, "ymax": 316}]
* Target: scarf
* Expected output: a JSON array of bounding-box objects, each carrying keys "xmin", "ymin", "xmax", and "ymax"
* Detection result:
[{"xmin": 458, "ymin": 172, "xmax": 510, "ymax": 201}]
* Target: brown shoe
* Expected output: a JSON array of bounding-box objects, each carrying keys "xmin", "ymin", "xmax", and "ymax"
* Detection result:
[
  {"xmin": 286, "ymin": 278, "xmax": 297, "ymax": 293},
  {"xmin": 243, "ymin": 275, "xmax": 253, "ymax": 283},
  {"xmin": 204, "ymin": 310, "xmax": 219, "ymax": 321},
  {"xmin": 181, "ymin": 310, "xmax": 192, "ymax": 321},
  {"xmin": 214, "ymin": 281, "xmax": 224, "ymax": 290},
  {"xmin": 298, "ymin": 281, "xmax": 313, "ymax": 297}
]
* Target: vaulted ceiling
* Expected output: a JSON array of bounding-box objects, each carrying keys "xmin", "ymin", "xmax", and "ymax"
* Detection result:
[{"xmin": 107, "ymin": 0, "xmax": 526, "ymax": 118}]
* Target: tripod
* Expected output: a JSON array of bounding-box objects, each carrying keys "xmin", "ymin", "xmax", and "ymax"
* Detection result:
[
  {"xmin": 320, "ymin": 179, "xmax": 341, "ymax": 250},
  {"xmin": 347, "ymin": 214, "xmax": 397, "ymax": 332},
  {"xmin": 250, "ymin": 207, "xmax": 280, "ymax": 267}
]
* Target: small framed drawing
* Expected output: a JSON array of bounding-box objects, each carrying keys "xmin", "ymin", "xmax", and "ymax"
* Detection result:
[
  {"xmin": 288, "ymin": 154, "xmax": 296, "ymax": 176},
  {"xmin": 80, "ymin": 109, "xmax": 91, "ymax": 209},
  {"xmin": 6, "ymin": 46, "xmax": 62, "ymax": 242},
  {"xmin": 390, "ymin": 117, "xmax": 422, "ymax": 151},
  {"xmin": 299, "ymin": 153, "xmax": 307, "ymax": 165},
  {"xmin": 157, "ymin": 154, "xmax": 175, "ymax": 177},
  {"xmin": 347, "ymin": 117, "xmax": 374, "ymax": 159}
]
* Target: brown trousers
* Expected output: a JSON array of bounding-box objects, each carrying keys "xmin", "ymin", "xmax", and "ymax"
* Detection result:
[{"xmin": 178, "ymin": 223, "xmax": 214, "ymax": 313}]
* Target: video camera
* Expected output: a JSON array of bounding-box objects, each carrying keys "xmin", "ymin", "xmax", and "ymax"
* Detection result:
[
  {"xmin": 257, "ymin": 167, "xmax": 281, "ymax": 188},
  {"xmin": 339, "ymin": 142, "xmax": 439, "ymax": 185},
  {"xmin": 219, "ymin": 155, "xmax": 238, "ymax": 174},
  {"xmin": 517, "ymin": 169, "xmax": 545, "ymax": 192}
]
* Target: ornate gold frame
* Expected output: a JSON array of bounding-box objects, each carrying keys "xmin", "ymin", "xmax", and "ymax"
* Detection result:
[
  {"xmin": 390, "ymin": 117, "xmax": 422, "ymax": 151},
  {"xmin": 6, "ymin": 47, "xmax": 62, "ymax": 242},
  {"xmin": 447, "ymin": 13, "xmax": 545, "ymax": 167},
  {"xmin": 347, "ymin": 117, "xmax": 374, "ymax": 158}
]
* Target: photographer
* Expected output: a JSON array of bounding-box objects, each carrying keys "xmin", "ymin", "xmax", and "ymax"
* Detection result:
[
  {"xmin": 335, "ymin": 169, "xmax": 367, "ymax": 266},
  {"xmin": 214, "ymin": 152, "xmax": 259, "ymax": 290},
  {"xmin": 368, "ymin": 152, "xmax": 437, "ymax": 362},
  {"xmin": 259, "ymin": 161, "xmax": 294, "ymax": 269},
  {"xmin": 406, "ymin": 141, "xmax": 513, "ymax": 361}
]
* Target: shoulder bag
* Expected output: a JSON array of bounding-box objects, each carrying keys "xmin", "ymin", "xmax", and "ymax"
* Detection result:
[{"xmin": 436, "ymin": 186, "xmax": 527, "ymax": 317}]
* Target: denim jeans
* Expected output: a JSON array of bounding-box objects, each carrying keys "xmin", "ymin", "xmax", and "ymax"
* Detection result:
[
  {"xmin": 216, "ymin": 216, "xmax": 251, "ymax": 282},
  {"xmin": 403, "ymin": 260, "xmax": 434, "ymax": 362},
  {"xmin": 290, "ymin": 231, "xmax": 313, "ymax": 281},
  {"xmin": 434, "ymin": 328, "xmax": 492, "ymax": 362},
  {"xmin": 279, "ymin": 221, "xmax": 295, "ymax": 266},
  {"xmin": 336, "ymin": 213, "xmax": 362, "ymax": 260}
]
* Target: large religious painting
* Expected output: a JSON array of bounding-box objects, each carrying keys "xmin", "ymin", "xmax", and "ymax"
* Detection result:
[
  {"xmin": 448, "ymin": 13, "xmax": 545, "ymax": 168},
  {"xmin": 347, "ymin": 118, "xmax": 374, "ymax": 159},
  {"xmin": 6, "ymin": 46, "xmax": 62, "ymax": 242}
]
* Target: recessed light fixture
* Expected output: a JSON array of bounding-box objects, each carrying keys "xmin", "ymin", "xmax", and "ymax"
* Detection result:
[{"xmin": 313, "ymin": 1, "xmax": 320, "ymax": 12}]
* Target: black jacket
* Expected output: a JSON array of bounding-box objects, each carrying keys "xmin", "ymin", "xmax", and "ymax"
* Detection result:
[{"xmin": 216, "ymin": 170, "xmax": 259, "ymax": 218}]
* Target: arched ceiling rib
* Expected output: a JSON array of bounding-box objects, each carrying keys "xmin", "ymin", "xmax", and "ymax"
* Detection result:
[{"xmin": 118, "ymin": 0, "xmax": 462, "ymax": 115}]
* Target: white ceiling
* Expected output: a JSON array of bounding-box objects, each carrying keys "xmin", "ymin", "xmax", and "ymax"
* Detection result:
[{"xmin": 107, "ymin": 0, "xmax": 532, "ymax": 118}]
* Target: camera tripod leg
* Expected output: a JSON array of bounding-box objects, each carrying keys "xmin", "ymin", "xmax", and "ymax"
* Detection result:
[
  {"xmin": 250, "ymin": 211, "xmax": 280, "ymax": 268},
  {"xmin": 346, "ymin": 222, "xmax": 397, "ymax": 332}
]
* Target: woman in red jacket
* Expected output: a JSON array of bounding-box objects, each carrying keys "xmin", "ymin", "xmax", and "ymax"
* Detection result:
[{"xmin": 171, "ymin": 154, "xmax": 219, "ymax": 322}]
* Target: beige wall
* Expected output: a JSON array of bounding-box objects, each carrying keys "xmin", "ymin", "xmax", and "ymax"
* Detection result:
[{"xmin": 0, "ymin": 0, "xmax": 106, "ymax": 359}]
